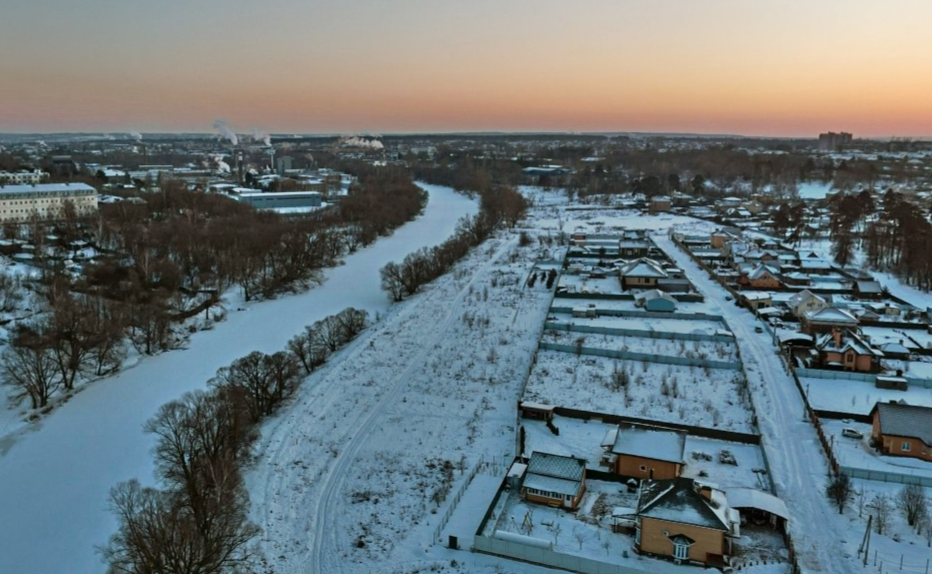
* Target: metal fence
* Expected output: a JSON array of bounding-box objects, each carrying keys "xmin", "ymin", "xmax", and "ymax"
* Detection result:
[
  {"xmin": 796, "ymin": 367, "xmax": 932, "ymax": 389},
  {"xmin": 839, "ymin": 466, "xmax": 932, "ymax": 488},
  {"xmin": 474, "ymin": 535, "xmax": 654, "ymax": 574},
  {"xmin": 539, "ymin": 342, "xmax": 742, "ymax": 370},
  {"xmin": 549, "ymin": 307, "xmax": 724, "ymax": 322},
  {"xmin": 544, "ymin": 321, "xmax": 735, "ymax": 343}
]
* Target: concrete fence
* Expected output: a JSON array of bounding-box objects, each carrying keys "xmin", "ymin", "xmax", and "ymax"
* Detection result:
[
  {"xmin": 539, "ymin": 342, "xmax": 742, "ymax": 370},
  {"xmin": 543, "ymin": 321, "xmax": 736, "ymax": 343},
  {"xmin": 433, "ymin": 456, "xmax": 484, "ymax": 544},
  {"xmin": 474, "ymin": 535, "xmax": 653, "ymax": 574}
]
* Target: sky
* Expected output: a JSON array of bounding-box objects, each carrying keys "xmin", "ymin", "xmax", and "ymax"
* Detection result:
[{"xmin": 1, "ymin": 0, "xmax": 931, "ymax": 137}]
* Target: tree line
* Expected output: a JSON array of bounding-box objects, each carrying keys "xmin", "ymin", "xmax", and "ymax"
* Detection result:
[
  {"xmin": 100, "ymin": 307, "xmax": 369, "ymax": 574},
  {"xmin": 379, "ymin": 183, "xmax": 528, "ymax": 301}
]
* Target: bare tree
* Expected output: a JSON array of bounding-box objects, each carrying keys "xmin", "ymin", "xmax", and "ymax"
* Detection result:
[
  {"xmin": 871, "ymin": 493, "xmax": 893, "ymax": 535},
  {"xmin": 897, "ymin": 484, "xmax": 928, "ymax": 527},
  {"xmin": 826, "ymin": 474, "xmax": 852, "ymax": 514},
  {"xmin": 379, "ymin": 262, "xmax": 406, "ymax": 302},
  {"xmin": 287, "ymin": 327, "xmax": 329, "ymax": 374},
  {"xmin": 0, "ymin": 343, "xmax": 61, "ymax": 409}
]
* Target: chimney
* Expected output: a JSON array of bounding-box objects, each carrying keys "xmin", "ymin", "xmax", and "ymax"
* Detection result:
[
  {"xmin": 832, "ymin": 327, "xmax": 842, "ymax": 348},
  {"xmin": 696, "ymin": 483, "xmax": 714, "ymax": 502}
]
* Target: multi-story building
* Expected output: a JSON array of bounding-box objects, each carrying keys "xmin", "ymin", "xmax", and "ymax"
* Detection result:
[
  {"xmin": 818, "ymin": 132, "xmax": 853, "ymax": 151},
  {"xmin": 0, "ymin": 170, "xmax": 47, "ymax": 185},
  {"xmin": 0, "ymin": 183, "xmax": 99, "ymax": 223}
]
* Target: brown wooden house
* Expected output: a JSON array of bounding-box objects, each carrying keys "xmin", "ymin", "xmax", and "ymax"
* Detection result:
[{"xmin": 520, "ymin": 452, "xmax": 587, "ymax": 510}]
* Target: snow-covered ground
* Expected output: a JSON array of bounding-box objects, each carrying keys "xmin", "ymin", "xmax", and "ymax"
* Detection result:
[
  {"xmin": 546, "ymin": 312, "xmax": 728, "ymax": 336},
  {"xmin": 801, "ymin": 376, "xmax": 932, "ymax": 416},
  {"xmin": 523, "ymin": 349, "xmax": 754, "ymax": 433},
  {"xmin": 246, "ymin": 229, "xmax": 556, "ymax": 574},
  {"xmin": 0, "ymin": 184, "xmax": 478, "ymax": 574},
  {"xmin": 821, "ymin": 419, "xmax": 932, "ymax": 479}
]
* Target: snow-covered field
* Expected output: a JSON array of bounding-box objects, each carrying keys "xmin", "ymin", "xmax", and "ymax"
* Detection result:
[
  {"xmin": 0, "ymin": 184, "xmax": 479, "ymax": 574},
  {"xmin": 522, "ymin": 349, "xmax": 755, "ymax": 433},
  {"xmin": 246, "ymin": 231, "xmax": 556, "ymax": 574}
]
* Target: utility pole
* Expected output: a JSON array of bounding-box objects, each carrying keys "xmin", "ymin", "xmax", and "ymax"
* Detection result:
[{"xmin": 860, "ymin": 514, "xmax": 872, "ymax": 566}]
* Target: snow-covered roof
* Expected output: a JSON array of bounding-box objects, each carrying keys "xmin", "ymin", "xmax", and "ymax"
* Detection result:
[
  {"xmin": 520, "ymin": 402, "xmax": 555, "ymax": 412},
  {"xmin": 634, "ymin": 289, "xmax": 676, "ymax": 304},
  {"xmin": 816, "ymin": 330, "xmax": 882, "ymax": 357},
  {"xmin": 618, "ymin": 257, "xmax": 668, "ymax": 279},
  {"xmin": 725, "ymin": 488, "xmax": 789, "ymax": 520},
  {"xmin": 788, "ymin": 289, "xmax": 825, "ymax": 309},
  {"xmin": 522, "ymin": 473, "xmax": 582, "ymax": 497},
  {"xmin": 0, "ymin": 182, "xmax": 97, "ymax": 194},
  {"xmin": 855, "ymin": 281, "xmax": 883, "ymax": 294},
  {"xmin": 873, "ymin": 403, "xmax": 932, "ymax": 446},
  {"xmin": 806, "ymin": 307, "xmax": 859, "ymax": 325},
  {"xmin": 637, "ymin": 478, "xmax": 731, "ymax": 532},
  {"xmin": 608, "ymin": 425, "xmax": 686, "ymax": 464}
]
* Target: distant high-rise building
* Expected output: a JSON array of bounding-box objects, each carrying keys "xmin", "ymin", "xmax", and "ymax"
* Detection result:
[
  {"xmin": 818, "ymin": 132, "xmax": 853, "ymax": 151},
  {"xmin": 276, "ymin": 156, "xmax": 293, "ymax": 175}
]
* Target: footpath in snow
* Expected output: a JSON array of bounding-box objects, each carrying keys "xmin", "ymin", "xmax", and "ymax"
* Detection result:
[{"xmin": 0, "ymin": 184, "xmax": 477, "ymax": 574}]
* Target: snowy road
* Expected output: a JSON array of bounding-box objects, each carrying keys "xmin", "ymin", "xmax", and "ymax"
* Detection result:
[
  {"xmin": 654, "ymin": 234, "xmax": 860, "ymax": 574},
  {"xmin": 0, "ymin": 184, "xmax": 477, "ymax": 574}
]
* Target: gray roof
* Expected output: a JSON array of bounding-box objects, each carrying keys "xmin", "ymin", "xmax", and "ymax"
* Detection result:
[
  {"xmin": 874, "ymin": 403, "xmax": 932, "ymax": 446},
  {"xmin": 608, "ymin": 424, "xmax": 686, "ymax": 464},
  {"xmin": 637, "ymin": 478, "xmax": 729, "ymax": 531},
  {"xmin": 0, "ymin": 182, "xmax": 97, "ymax": 194},
  {"xmin": 806, "ymin": 307, "xmax": 859, "ymax": 325},
  {"xmin": 526, "ymin": 451, "xmax": 586, "ymax": 482},
  {"xmin": 856, "ymin": 281, "xmax": 883, "ymax": 294}
]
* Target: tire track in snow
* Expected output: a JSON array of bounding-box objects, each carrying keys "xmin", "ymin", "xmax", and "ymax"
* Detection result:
[{"xmin": 303, "ymin": 238, "xmax": 517, "ymax": 574}]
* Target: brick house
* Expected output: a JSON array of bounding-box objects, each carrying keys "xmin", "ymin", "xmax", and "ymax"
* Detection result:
[
  {"xmin": 635, "ymin": 478, "xmax": 740, "ymax": 567},
  {"xmin": 600, "ymin": 424, "xmax": 686, "ymax": 480},
  {"xmin": 871, "ymin": 403, "xmax": 932, "ymax": 462},
  {"xmin": 815, "ymin": 328, "xmax": 884, "ymax": 373}
]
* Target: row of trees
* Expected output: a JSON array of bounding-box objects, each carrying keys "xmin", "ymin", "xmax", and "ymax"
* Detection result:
[
  {"xmin": 101, "ymin": 307, "xmax": 369, "ymax": 573},
  {"xmin": 828, "ymin": 476, "xmax": 932, "ymax": 544},
  {"xmin": 379, "ymin": 185, "xmax": 528, "ymax": 301}
]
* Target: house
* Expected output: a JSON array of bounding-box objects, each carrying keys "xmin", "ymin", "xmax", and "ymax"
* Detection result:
[
  {"xmin": 650, "ymin": 196, "xmax": 672, "ymax": 213},
  {"xmin": 782, "ymin": 271, "xmax": 812, "ymax": 287},
  {"xmin": 802, "ymin": 306, "xmax": 859, "ymax": 334},
  {"xmin": 635, "ymin": 478, "xmax": 740, "ymax": 567},
  {"xmin": 521, "ymin": 452, "xmax": 587, "ymax": 510},
  {"xmin": 787, "ymin": 290, "xmax": 828, "ymax": 319},
  {"xmin": 710, "ymin": 229, "xmax": 740, "ymax": 249},
  {"xmin": 740, "ymin": 264, "xmax": 782, "ymax": 289},
  {"xmin": 879, "ymin": 341, "xmax": 910, "ymax": 360},
  {"xmin": 854, "ymin": 280, "xmax": 884, "ymax": 299},
  {"xmin": 815, "ymin": 328, "xmax": 883, "ymax": 373},
  {"xmin": 740, "ymin": 292, "xmax": 772, "ymax": 312},
  {"xmin": 867, "ymin": 302, "xmax": 902, "ymax": 318},
  {"xmin": 618, "ymin": 239, "xmax": 651, "ymax": 258},
  {"xmin": 600, "ymin": 424, "xmax": 686, "ymax": 480},
  {"xmin": 618, "ymin": 258, "xmax": 668, "ymax": 290},
  {"xmin": 870, "ymin": 403, "xmax": 932, "ymax": 462},
  {"xmin": 519, "ymin": 401, "xmax": 555, "ymax": 422},
  {"xmin": 634, "ymin": 289, "xmax": 677, "ymax": 313}
]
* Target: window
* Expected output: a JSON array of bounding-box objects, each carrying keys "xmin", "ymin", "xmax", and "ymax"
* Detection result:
[
  {"xmin": 902, "ymin": 442, "xmax": 911, "ymax": 452},
  {"xmin": 639, "ymin": 465, "xmax": 647, "ymax": 472},
  {"xmin": 674, "ymin": 542, "xmax": 689, "ymax": 560}
]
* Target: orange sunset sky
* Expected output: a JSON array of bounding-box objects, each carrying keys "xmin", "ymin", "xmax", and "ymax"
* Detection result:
[{"xmin": 1, "ymin": 0, "xmax": 930, "ymax": 137}]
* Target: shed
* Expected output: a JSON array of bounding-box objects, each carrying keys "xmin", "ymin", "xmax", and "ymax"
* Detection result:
[
  {"xmin": 634, "ymin": 289, "xmax": 677, "ymax": 313},
  {"xmin": 726, "ymin": 488, "xmax": 789, "ymax": 529},
  {"xmin": 519, "ymin": 402, "xmax": 555, "ymax": 422}
]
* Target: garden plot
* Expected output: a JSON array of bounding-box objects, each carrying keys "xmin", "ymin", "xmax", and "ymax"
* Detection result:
[
  {"xmin": 482, "ymin": 480, "xmax": 789, "ymax": 574},
  {"xmin": 800, "ymin": 376, "xmax": 932, "ymax": 416},
  {"xmin": 523, "ymin": 350, "xmax": 756, "ymax": 433},
  {"xmin": 541, "ymin": 329, "xmax": 739, "ymax": 364},
  {"xmin": 558, "ymin": 274, "xmax": 625, "ymax": 296},
  {"xmin": 551, "ymin": 297, "xmax": 719, "ymax": 315},
  {"xmin": 545, "ymin": 312, "xmax": 728, "ymax": 336},
  {"xmin": 521, "ymin": 417, "xmax": 768, "ymax": 490}
]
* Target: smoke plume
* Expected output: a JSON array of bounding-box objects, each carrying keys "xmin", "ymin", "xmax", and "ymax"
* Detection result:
[
  {"xmin": 338, "ymin": 135, "xmax": 384, "ymax": 150},
  {"xmin": 213, "ymin": 120, "xmax": 239, "ymax": 146},
  {"xmin": 128, "ymin": 131, "xmax": 143, "ymax": 142}
]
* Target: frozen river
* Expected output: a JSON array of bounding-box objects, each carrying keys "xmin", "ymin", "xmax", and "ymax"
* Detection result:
[{"xmin": 0, "ymin": 183, "xmax": 477, "ymax": 574}]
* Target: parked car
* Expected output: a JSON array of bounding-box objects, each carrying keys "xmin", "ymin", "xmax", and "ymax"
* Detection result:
[
  {"xmin": 842, "ymin": 428, "xmax": 864, "ymax": 439},
  {"xmin": 754, "ymin": 325, "xmax": 764, "ymax": 333}
]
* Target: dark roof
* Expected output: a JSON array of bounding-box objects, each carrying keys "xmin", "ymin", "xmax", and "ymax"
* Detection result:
[
  {"xmin": 855, "ymin": 280, "xmax": 883, "ymax": 294},
  {"xmin": 873, "ymin": 403, "xmax": 932, "ymax": 446},
  {"xmin": 637, "ymin": 478, "xmax": 729, "ymax": 531},
  {"xmin": 526, "ymin": 451, "xmax": 586, "ymax": 482}
]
